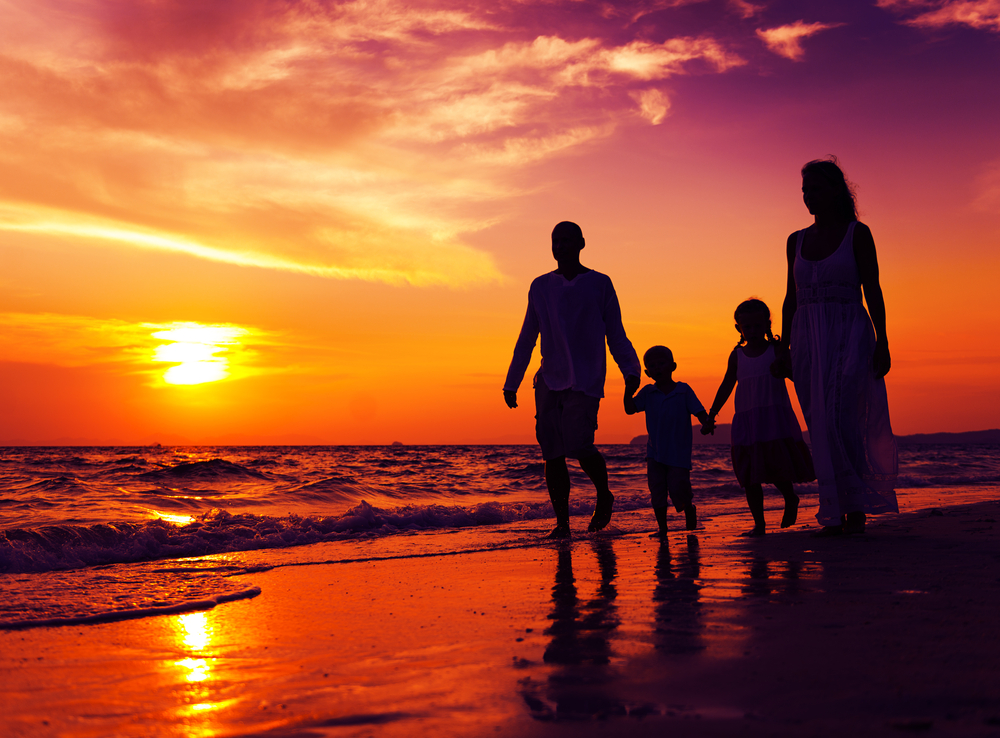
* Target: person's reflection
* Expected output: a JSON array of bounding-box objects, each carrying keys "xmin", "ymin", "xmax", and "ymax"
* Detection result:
[
  {"xmin": 742, "ymin": 556, "xmax": 803, "ymax": 599},
  {"xmin": 652, "ymin": 535, "xmax": 705, "ymax": 654},
  {"xmin": 522, "ymin": 539, "xmax": 624, "ymax": 720}
]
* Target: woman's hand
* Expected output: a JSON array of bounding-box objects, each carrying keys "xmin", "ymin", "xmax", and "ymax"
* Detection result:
[{"xmin": 873, "ymin": 340, "xmax": 891, "ymax": 378}]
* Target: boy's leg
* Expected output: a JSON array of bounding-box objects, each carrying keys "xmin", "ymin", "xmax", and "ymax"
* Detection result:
[
  {"xmin": 580, "ymin": 451, "xmax": 614, "ymax": 531},
  {"xmin": 776, "ymin": 481, "xmax": 799, "ymax": 528},
  {"xmin": 665, "ymin": 466, "xmax": 697, "ymax": 531},
  {"xmin": 743, "ymin": 483, "xmax": 766, "ymax": 536},
  {"xmin": 647, "ymin": 459, "xmax": 670, "ymax": 537},
  {"xmin": 545, "ymin": 457, "xmax": 571, "ymax": 538}
]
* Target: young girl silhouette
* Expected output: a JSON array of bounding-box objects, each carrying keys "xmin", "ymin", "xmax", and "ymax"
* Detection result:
[{"xmin": 707, "ymin": 299, "xmax": 815, "ymax": 536}]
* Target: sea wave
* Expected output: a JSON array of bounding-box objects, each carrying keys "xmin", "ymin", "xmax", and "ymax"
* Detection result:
[{"xmin": 0, "ymin": 495, "xmax": 656, "ymax": 574}]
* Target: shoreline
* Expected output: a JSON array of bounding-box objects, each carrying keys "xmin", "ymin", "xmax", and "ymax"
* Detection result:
[{"xmin": 3, "ymin": 490, "xmax": 1000, "ymax": 736}]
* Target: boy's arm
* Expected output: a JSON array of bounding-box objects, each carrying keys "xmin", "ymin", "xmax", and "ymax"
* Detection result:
[{"xmin": 707, "ymin": 349, "xmax": 739, "ymax": 422}]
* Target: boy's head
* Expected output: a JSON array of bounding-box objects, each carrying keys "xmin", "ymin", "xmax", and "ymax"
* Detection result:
[{"xmin": 643, "ymin": 345, "xmax": 676, "ymax": 382}]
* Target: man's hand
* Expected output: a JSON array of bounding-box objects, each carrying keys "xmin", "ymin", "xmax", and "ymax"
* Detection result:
[
  {"xmin": 624, "ymin": 374, "xmax": 641, "ymax": 396},
  {"xmin": 503, "ymin": 390, "xmax": 518, "ymax": 409}
]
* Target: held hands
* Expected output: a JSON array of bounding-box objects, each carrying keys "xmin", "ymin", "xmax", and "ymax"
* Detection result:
[
  {"xmin": 624, "ymin": 374, "xmax": 641, "ymax": 396},
  {"xmin": 503, "ymin": 390, "xmax": 518, "ymax": 409},
  {"xmin": 700, "ymin": 414, "xmax": 716, "ymax": 436},
  {"xmin": 770, "ymin": 344, "xmax": 793, "ymax": 379}
]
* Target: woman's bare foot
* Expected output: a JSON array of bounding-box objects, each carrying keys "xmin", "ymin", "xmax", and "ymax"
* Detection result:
[{"xmin": 741, "ymin": 526, "xmax": 765, "ymax": 537}]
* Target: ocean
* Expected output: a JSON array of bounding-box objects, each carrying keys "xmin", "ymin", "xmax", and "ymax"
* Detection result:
[{"xmin": 2, "ymin": 443, "xmax": 998, "ymax": 629}]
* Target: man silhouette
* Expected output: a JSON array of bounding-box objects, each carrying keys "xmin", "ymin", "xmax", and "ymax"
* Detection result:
[{"xmin": 504, "ymin": 221, "xmax": 641, "ymax": 538}]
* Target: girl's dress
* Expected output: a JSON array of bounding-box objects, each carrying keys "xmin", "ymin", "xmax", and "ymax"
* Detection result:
[
  {"xmin": 731, "ymin": 344, "xmax": 815, "ymax": 487},
  {"xmin": 790, "ymin": 221, "xmax": 899, "ymax": 525}
]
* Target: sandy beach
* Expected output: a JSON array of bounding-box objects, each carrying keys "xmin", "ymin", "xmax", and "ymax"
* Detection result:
[{"xmin": 3, "ymin": 489, "xmax": 1000, "ymax": 738}]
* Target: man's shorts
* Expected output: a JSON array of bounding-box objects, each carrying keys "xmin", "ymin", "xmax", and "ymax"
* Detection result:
[
  {"xmin": 647, "ymin": 458, "xmax": 693, "ymax": 512},
  {"xmin": 534, "ymin": 375, "xmax": 600, "ymax": 461}
]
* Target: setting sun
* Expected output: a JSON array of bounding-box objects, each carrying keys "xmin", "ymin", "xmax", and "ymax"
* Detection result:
[{"xmin": 151, "ymin": 324, "xmax": 249, "ymax": 386}]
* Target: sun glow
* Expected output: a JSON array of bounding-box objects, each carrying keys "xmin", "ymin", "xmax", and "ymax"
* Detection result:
[{"xmin": 151, "ymin": 323, "xmax": 249, "ymax": 385}]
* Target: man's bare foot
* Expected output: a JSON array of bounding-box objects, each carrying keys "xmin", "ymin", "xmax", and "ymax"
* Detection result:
[
  {"xmin": 545, "ymin": 523, "xmax": 571, "ymax": 539},
  {"xmin": 588, "ymin": 493, "xmax": 614, "ymax": 532},
  {"xmin": 741, "ymin": 526, "xmax": 765, "ymax": 537},
  {"xmin": 781, "ymin": 496, "xmax": 799, "ymax": 528},
  {"xmin": 649, "ymin": 529, "xmax": 668, "ymax": 539},
  {"xmin": 684, "ymin": 504, "xmax": 697, "ymax": 531}
]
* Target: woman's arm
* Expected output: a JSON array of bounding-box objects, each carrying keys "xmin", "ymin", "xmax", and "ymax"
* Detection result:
[
  {"xmin": 772, "ymin": 233, "xmax": 798, "ymax": 378},
  {"xmin": 853, "ymin": 222, "xmax": 891, "ymax": 378}
]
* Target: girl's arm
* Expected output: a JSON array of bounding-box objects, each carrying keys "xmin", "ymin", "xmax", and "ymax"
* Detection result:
[
  {"xmin": 708, "ymin": 349, "xmax": 739, "ymax": 420},
  {"xmin": 773, "ymin": 232, "xmax": 798, "ymax": 378},
  {"xmin": 853, "ymin": 222, "xmax": 891, "ymax": 377}
]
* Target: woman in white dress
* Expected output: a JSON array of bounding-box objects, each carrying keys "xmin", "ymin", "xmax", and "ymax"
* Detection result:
[{"xmin": 775, "ymin": 158, "xmax": 898, "ymax": 535}]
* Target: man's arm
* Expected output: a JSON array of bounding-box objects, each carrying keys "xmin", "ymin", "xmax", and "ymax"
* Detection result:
[
  {"xmin": 602, "ymin": 279, "xmax": 642, "ymax": 384},
  {"xmin": 503, "ymin": 298, "xmax": 540, "ymax": 408}
]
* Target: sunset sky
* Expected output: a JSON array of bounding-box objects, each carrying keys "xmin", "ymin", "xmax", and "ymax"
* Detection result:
[{"xmin": 1, "ymin": 0, "xmax": 998, "ymax": 445}]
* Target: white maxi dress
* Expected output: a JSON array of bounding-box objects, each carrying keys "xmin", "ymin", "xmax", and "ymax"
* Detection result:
[{"xmin": 791, "ymin": 221, "xmax": 899, "ymax": 525}]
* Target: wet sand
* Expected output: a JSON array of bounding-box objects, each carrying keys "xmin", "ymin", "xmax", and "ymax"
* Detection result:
[{"xmin": 3, "ymin": 491, "xmax": 1000, "ymax": 737}]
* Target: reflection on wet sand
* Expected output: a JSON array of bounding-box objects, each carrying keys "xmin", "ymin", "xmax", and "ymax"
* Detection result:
[
  {"xmin": 653, "ymin": 535, "xmax": 705, "ymax": 655},
  {"xmin": 521, "ymin": 539, "xmax": 623, "ymax": 720}
]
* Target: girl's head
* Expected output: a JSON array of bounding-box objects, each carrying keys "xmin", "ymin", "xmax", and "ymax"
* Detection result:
[
  {"xmin": 801, "ymin": 157, "xmax": 858, "ymax": 223},
  {"xmin": 734, "ymin": 299, "xmax": 776, "ymax": 346}
]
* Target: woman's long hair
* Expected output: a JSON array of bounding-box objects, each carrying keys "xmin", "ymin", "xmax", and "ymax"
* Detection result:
[{"xmin": 802, "ymin": 156, "xmax": 858, "ymax": 222}]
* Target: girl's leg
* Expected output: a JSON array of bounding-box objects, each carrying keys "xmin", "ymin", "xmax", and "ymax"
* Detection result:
[
  {"xmin": 742, "ymin": 484, "xmax": 766, "ymax": 536},
  {"xmin": 776, "ymin": 482, "xmax": 800, "ymax": 528}
]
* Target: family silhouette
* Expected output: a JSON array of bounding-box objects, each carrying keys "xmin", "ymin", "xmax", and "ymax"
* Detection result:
[{"xmin": 505, "ymin": 158, "xmax": 899, "ymax": 539}]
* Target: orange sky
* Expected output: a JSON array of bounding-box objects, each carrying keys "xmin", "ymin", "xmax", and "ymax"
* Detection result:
[{"xmin": 1, "ymin": 0, "xmax": 998, "ymax": 445}]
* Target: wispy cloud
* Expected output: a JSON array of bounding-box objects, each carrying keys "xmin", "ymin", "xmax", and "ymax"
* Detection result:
[
  {"xmin": 878, "ymin": 0, "xmax": 1000, "ymax": 31},
  {"xmin": 0, "ymin": 0, "xmax": 746, "ymax": 287},
  {"xmin": 756, "ymin": 20, "xmax": 844, "ymax": 61}
]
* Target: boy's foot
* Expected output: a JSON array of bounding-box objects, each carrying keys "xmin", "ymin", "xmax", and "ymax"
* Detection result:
[
  {"xmin": 588, "ymin": 494, "xmax": 614, "ymax": 532},
  {"xmin": 781, "ymin": 497, "xmax": 799, "ymax": 528},
  {"xmin": 684, "ymin": 504, "xmax": 697, "ymax": 531},
  {"xmin": 545, "ymin": 523, "xmax": 571, "ymax": 540},
  {"xmin": 649, "ymin": 529, "xmax": 668, "ymax": 540},
  {"xmin": 811, "ymin": 525, "xmax": 843, "ymax": 537},
  {"xmin": 740, "ymin": 526, "xmax": 766, "ymax": 537}
]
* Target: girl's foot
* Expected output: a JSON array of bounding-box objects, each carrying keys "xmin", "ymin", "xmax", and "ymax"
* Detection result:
[
  {"xmin": 781, "ymin": 497, "xmax": 799, "ymax": 528},
  {"xmin": 649, "ymin": 529, "xmax": 668, "ymax": 539},
  {"xmin": 740, "ymin": 526, "xmax": 765, "ymax": 537}
]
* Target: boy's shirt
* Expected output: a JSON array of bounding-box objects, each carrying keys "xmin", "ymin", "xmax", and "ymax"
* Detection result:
[{"xmin": 633, "ymin": 382, "xmax": 705, "ymax": 469}]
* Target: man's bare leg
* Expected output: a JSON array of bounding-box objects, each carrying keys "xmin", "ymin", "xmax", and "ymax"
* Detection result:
[
  {"xmin": 580, "ymin": 451, "xmax": 614, "ymax": 532},
  {"xmin": 545, "ymin": 456, "xmax": 571, "ymax": 539}
]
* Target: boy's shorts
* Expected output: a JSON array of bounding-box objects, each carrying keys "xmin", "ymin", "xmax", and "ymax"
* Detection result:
[
  {"xmin": 534, "ymin": 376, "xmax": 600, "ymax": 461},
  {"xmin": 647, "ymin": 458, "xmax": 693, "ymax": 512}
]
